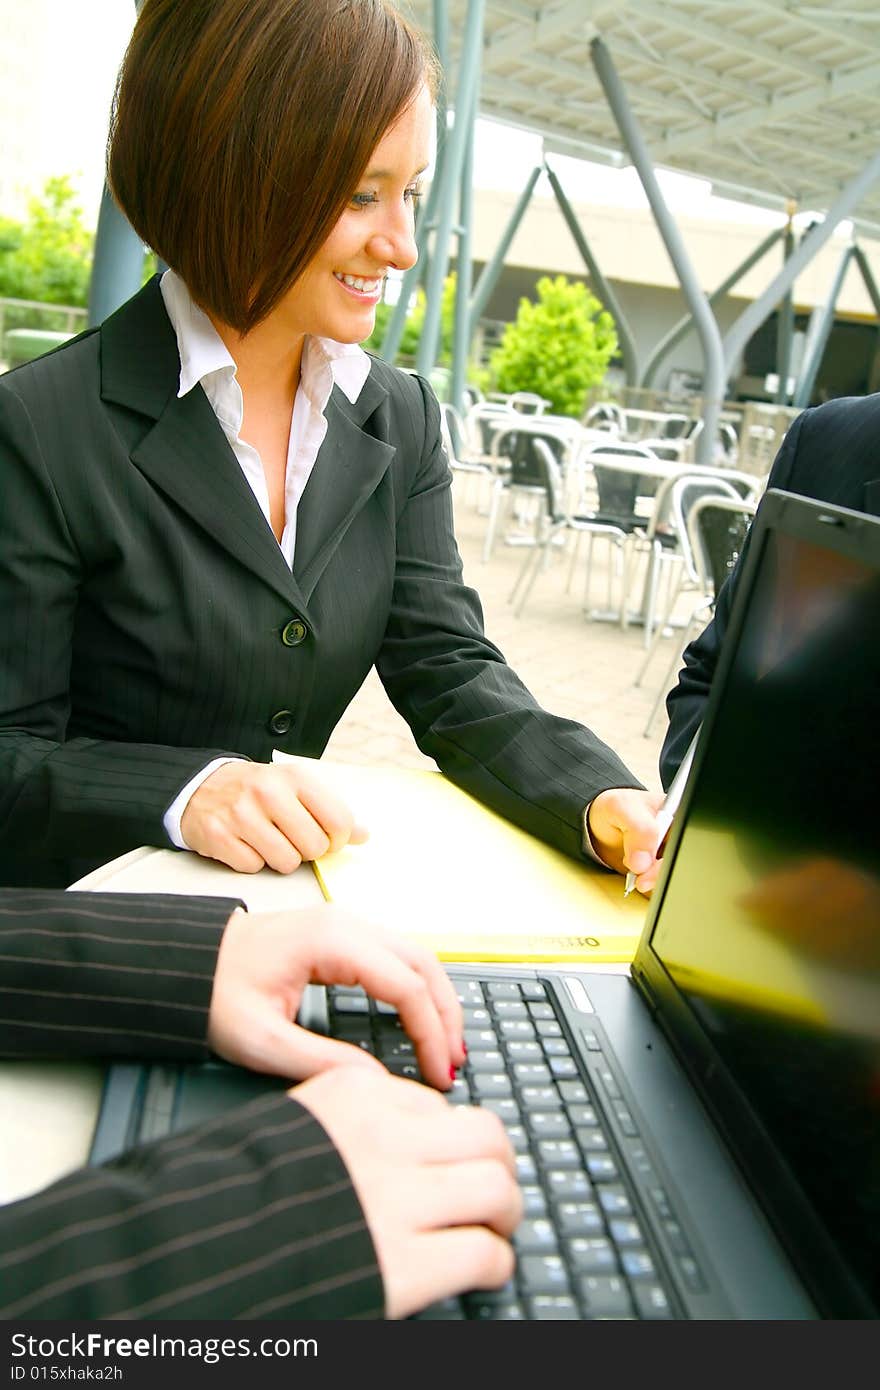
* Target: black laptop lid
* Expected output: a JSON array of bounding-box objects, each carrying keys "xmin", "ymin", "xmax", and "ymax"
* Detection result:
[{"xmin": 634, "ymin": 490, "xmax": 879, "ymax": 1318}]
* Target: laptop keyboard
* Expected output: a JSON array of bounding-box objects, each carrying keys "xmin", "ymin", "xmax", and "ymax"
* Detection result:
[{"xmin": 327, "ymin": 974, "xmax": 684, "ymax": 1320}]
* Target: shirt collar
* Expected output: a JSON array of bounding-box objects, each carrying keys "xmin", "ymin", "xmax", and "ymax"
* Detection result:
[{"xmin": 159, "ymin": 268, "xmax": 371, "ymax": 408}]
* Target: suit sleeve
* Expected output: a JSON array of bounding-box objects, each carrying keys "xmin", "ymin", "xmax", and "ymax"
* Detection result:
[
  {"xmin": 0, "ymin": 384, "xmax": 246, "ymax": 864},
  {"xmin": 658, "ymin": 409, "xmax": 805, "ymax": 790},
  {"xmin": 376, "ymin": 377, "xmax": 644, "ymax": 863},
  {"xmin": 0, "ymin": 889, "xmax": 384, "ymax": 1318}
]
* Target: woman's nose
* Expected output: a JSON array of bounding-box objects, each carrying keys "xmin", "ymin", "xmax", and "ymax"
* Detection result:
[{"xmin": 367, "ymin": 210, "xmax": 418, "ymax": 272}]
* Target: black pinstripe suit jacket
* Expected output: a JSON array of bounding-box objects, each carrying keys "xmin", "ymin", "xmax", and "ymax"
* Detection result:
[
  {"xmin": 660, "ymin": 394, "xmax": 880, "ymax": 789},
  {"xmin": 0, "ymin": 276, "xmax": 641, "ymax": 888},
  {"xmin": 0, "ymin": 889, "xmax": 383, "ymax": 1319}
]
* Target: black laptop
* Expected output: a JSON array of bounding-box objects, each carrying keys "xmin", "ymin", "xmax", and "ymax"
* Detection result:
[{"xmin": 90, "ymin": 490, "xmax": 880, "ymax": 1320}]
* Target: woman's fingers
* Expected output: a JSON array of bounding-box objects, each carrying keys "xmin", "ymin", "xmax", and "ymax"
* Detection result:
[{"xmin": 180, "ymin": 762, "xmax": 368, "ymax": 872}]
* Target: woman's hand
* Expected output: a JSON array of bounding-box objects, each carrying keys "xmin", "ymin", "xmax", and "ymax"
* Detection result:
[
  {"xmin": 587, "ymin": 787, "xmax": 667, "ymax": 896},
  {"xmin": 207, "ymin": 904, "xmax": 465, "ymax": 1091},
  {"xmin": 293, "ymin": 1067, "xmax": 522, "ymax": 1318},
  {"xmin": 180, "ymin": 759, "xmax": 369, "ymax": 873}
]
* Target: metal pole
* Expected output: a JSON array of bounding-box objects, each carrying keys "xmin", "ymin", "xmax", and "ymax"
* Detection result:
[
  {"xmin": 416, "ymin": 0, "xmax": 485, "ymax": 378},
  {"xmin": 590, "ymin": 37, "xmax": 725, "ymax": 464},
  {"xmin": 468, "ymin": 165, "xmax": 542, "ymax": 339},
  {"xmin": 791, "ymin": 244, "xmax": 855, "ymax": 409},
  {"xmin": 450, "ymin": 83, "xmax": 477, "ymax": 412},
  {"xmin": 642, "ymin": 224, "xmax": 785, "ymax": 388},
  {"xmin": 852, "ymin": 243, "xmax": 880, "ymax": 315},
  {"xmin": 543, "ymin": 161, "xmax": 640, "ymax": 386},
  {"xmin": 87, "ymin": 0, "xmax": 144, "ymax": 327},
  {"xmin": 722, "ymin": 149, "xmax": 880, "ymax": 381},
  {"xmin": 773, "ymin": 213, "xmax": 797, "ymax": 403},
  {"xmin": 378, "ymin": 0, "xmax": 449, "ymax": 363}
]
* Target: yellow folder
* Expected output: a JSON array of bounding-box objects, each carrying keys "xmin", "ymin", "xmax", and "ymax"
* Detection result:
[{"xmin": 274, "ymin": 755, "xmax": 648, "ymax": 964}]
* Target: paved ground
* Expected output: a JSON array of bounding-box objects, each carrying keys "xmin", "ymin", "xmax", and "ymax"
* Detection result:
[{"xmin": 325, "ymin": 471, "xmax": 691, "ymax": 793}]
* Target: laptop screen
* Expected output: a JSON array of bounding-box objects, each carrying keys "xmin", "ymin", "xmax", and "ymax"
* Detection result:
[{"xmin": 643, "ymin": 492, "xmax": 879, "ymax": 1317}]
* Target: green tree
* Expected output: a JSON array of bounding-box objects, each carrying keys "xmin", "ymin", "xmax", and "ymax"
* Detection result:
[
  {"xmin": 489, "ymin": 274, "xmax": 618, "ymax": 417},
  {"xmin": 0, "ymin": 177, "xmax": 94, "ymax": 308}
]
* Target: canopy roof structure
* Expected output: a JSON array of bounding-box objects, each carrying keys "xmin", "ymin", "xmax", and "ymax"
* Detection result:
[{"xmin": 406, "ymin": 0, "xmax": 880, "ymax": 235}]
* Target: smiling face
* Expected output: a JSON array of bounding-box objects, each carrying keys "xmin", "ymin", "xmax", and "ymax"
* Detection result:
[{"xmin": 272, "ymin": 82, "xmax": 433, "ymax": 345}]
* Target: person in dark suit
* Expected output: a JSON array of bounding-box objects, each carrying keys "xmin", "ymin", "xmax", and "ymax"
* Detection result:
[
  {"xmin": 660, "ymin": 393, "xmax": 880, "ymax": 791},
  {"xmin": 0, "ymin": 889, "xmax": 520, "ymax": 1318},
  {"xmin": 0, "ymin": 0, "xmax": 665, "ymax": 896}
]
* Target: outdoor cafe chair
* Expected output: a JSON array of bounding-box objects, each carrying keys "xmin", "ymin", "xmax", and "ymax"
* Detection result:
[{"xmin": 635, "ymin": 479, "xmax": 757, "ymax": 735}]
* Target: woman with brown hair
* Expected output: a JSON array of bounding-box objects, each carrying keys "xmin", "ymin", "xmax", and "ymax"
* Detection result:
[{"xmin": 0, "ymin": 0, "xmax": 663, "ymax": 893}]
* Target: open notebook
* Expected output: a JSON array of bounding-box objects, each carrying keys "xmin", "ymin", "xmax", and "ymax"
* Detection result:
[{"xmin": 273, "ymin": 755, "xmax": 647, "ymax": 963}]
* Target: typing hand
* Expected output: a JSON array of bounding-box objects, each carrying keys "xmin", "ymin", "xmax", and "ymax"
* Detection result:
[
  {"xmin": 207, "ymin": 905, "xmax": 465, "ymax": 1091},
  {"xmin": 180, "ymin": 758, "xmax": 369, "ymax": 873},
  {"xmin": 586, "ymin": 787, "xmax": 666, "ymax": 897},
  {"xmin": 293, "ymin": 1067, "xmax": 522, "ymax": 1318}
]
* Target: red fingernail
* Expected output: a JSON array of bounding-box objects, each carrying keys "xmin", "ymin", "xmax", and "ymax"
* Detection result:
[
  {"xmin": 449, "ymin": 1065, "xmax": 456, "ymax": 1081},
  {"xmin": 462, "ymin": 1041, "xmax": 468, "ymax": 1057}
]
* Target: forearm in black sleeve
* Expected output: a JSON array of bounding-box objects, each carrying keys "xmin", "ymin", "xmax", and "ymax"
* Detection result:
[
  {"xmin": 378, "ymin": 377, "xmax": 643, "ymax": 862},
  {"xmin": 0, "ymin": 890, "xmax": 242, "ymax": 1060},
  {"xmin": 0, "ymin": 1091, "xmax": 384, "ymax": 1319}
]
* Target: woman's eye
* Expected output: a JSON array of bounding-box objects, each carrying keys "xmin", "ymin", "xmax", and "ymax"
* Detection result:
[
  {"xmin": 405, "ymin": 184, "xmax": 423, "ymax": 203},
  {"xmin": 351, "ymin": 191, "xmax": 379, "ymax": 208}
]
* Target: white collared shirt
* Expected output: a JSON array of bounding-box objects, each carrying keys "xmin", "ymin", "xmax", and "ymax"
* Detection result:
[
  {"xmin": 159, "ymin": 269, "xmax": 371, "ymax": 566},
  {"xmin": 159, "ymin": 270, "xmax": 372, "ymax": 846}
]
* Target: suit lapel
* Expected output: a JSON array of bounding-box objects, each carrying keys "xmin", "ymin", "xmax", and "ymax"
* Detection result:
[
  {"xmin": 100, "ymin": 278, "xmax": 306, "ymax": 611},
  {"xmin": 293, "ymin": 373, "xmax": 395, "ymax": 599}
]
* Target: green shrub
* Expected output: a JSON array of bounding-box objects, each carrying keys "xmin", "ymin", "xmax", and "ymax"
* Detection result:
[{"xmin": 489, "ymin": 274, "xmax": 618, "ymax": 417}]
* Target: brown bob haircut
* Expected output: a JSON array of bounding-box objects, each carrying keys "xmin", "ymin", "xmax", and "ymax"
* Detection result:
[{"xmin": 108, "ymin": 0, "xmax": 438, "ymax": 333}]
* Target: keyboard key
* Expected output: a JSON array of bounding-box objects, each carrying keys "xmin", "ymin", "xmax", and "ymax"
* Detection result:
[
  {"xmin": 485, "ymin": 982, "xmax": 522, "ymax": 1000},
  {"xmin": 513, "ymin": 1219, "xmax": 559, "ymax": 1254},
  {"xmin": 467, "ymin": 1049, "xmax": 506, "ymax": 1072},
  {"xmin": 608, "ymin": 1217, "xmax": 645, "ymax": 1248},
  {"xmin": 471, "ymin": 1073, "xmax": 513, "ymax": 1099},
  {"xmin": 446, "ymin": 1079, "xmax": 473, "ymax": 1105},
  {"xmin": 506, "ymin": 1041, "xmax": 543, "ymax": 1062},
  {"xmin": 581, "ymin": 1028, "xmax": 602, "ymax": 1051},
  {"xmin": 479, "ymin": 1098, "xmax": 522, "ymax": 1125},
  {"xmin": 526, "ymin": 1111, "xmax": 571, "ymax": 1140},
  {"xmin": 586, "ymin": 1154, "xmax": 619, "ymax": 1182},
  {"xmin": 549, "ymin": 1057, "xmax": 579, "ymax": 1078},
  {"xmin": 492, "ymin": 1000, "xmax": 529, "ymax": 1019},
  {"xmin": 677, "ymin": 1254, "xmax": 707, "ymax": 1292},
  {"xmin": 546, "ymin": 1168, "xmax": 592, "ymax": 1199},
  {"xmin": 537, "ymin": 1139, "xmax": 581, "ymax": 1169},
  {"xmin": 632, "ymin": 1284, "xmax": 674, "ymax": 1320},
  {"xmin": 521, "ymin": 1185, "xmax": 548, "ymax": 1217},
  {"xmin": 377, "ymin": 1038, "xmax": 415, "ymax": 1061},
  {"xmin": 471, "ymin": 1300, "xmax": 526, "ymax": 1320},
  {"xmin": 565, "ymin": 1104, "xmax": 598, "ymax": 1127},
  {"xmin": 620, "ymin": 1249, "xmax": 656, "ymax": 1281},
  {"xmin": 598, "ymin": 1186, "xmax": 632, "ymax": 1216},
  {"xmin": 541, "ymin": 1037, "xmax": 573, "ymax": 1058},
  {"xmin": 596, "ymin": 1066, "xmax": 622, "ymax": 1099},
  {"xmin": 528, "ymin": 1296, "xmax": 579, "ymax": 1319},
  {"xmin": 520, "ymin": 982, "xmax": 547, "ymax": 1000},
  {"xmin": 499, "ymin": 1020, "xmax": 536, "ymax": 1041},
  {"xmin": 505, "ymin": 1124, "xmax": 530, "ymax": 1153},
  {"xmin": 566, "ymin": 1237, "xmax": 619, "ymax": 1274},
  {"xmin": 463, "ymin": 1007, "xmax": 491, "ymax": 1027},
  {"xmin": 578, "ymin": 1275, "xmax": 634, "ymax": 1319},
  {"xmin": 513, "ymin": 1062, "xmax": 551, "ymax": 1085},
  {"xmin": 534, "ymin": 1019, "xmax": 563, "ymax": 1038},
  {"xmin": 516, "ymin": 1154, "xmax": 538, "ymax": 1183},
  {"xmin": 464, "ymin": 1028, "xmax": 499, "ymax": 1050},
  {"xmin": 333, "ymin": 995, "xmax": 370, "ymax": 1014},
  {"xmin": 519, "ymin": 1255, "xmax": 571, "ymax": 1296},
  {"xmin": 558, "ymin": 1080, "xmax": 590, "ymax": 1104},
  {"xmin": 519, "ymin": 1085, "xmax": 559, "ymax": 1110},
  {"xmin": 575, "ymin": 1126, "xmax": 609, "ymax": 1153},
  {"xmin": 555, "ymin": 1201, "xmax": 603, "ymax": 1237},
  {"xmin": 455, "ymin": 982, "xmax": 484, "ymax": 1006},
  {"xmin": 527, "ymin": 1002, "xmax": 556, "ymax": 1020}
]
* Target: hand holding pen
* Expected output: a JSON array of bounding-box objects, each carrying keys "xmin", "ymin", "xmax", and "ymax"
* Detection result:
[{"xmin": 624, "ymin": 730, "xmax": 700, "ymax": 897}]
